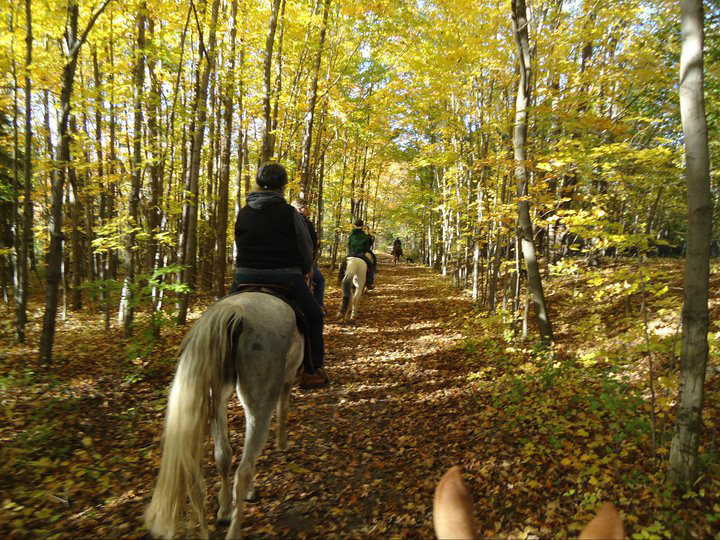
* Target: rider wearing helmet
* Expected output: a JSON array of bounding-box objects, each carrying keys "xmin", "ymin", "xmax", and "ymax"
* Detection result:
[{"xmin": 232, "ymin": 163, "xmax": 328, "ymax": 389}]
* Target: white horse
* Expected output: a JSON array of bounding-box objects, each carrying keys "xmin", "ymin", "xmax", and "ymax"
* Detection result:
[
  {"xmin": 144, "ymin": 292, "xmax": 304, "ymax": 539},
  {"xmin": 336, "ymin": 256, "xmax": 368, "ymax": 323}
]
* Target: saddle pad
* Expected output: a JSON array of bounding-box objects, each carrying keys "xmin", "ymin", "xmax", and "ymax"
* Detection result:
[{"xmin": 230, "ymin": 284, "xmax": 310, "ymax": 335}]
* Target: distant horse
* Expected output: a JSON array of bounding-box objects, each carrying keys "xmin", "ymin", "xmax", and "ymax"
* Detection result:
[
  {"xmin": 145, "ymin": 292, "xmax": 304, "ymax": 540},
  {"xmin": 391, "ymin": 242, "xmax": 403, "ymax": 265},
  {"xmin": 336, "ymin": 256, "xmax": 368, "ymax": 323}
]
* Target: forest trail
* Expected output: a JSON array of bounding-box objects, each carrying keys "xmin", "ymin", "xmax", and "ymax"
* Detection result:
[{"xmin": 239, "ymin": 255, "xmax": 480, "ymax": 538}]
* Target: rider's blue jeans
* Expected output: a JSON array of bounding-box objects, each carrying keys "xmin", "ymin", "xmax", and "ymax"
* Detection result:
[
  {"xmin": 312, "ymin": 265, "xmax": 325, "ymax": 307},
  {"xmin": 230, "ymin": 272, "xmax": 324, "ymax": 373}
]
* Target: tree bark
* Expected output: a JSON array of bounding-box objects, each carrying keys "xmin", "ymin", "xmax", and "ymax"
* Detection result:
[
  {"xmin": 145, "ymin": 18, "xmax": 162, "ymax": 283},
  {"xmin": 16, "ymin": 0, "xmax": 32, "ymax": 342},
  {"xmin": 511, "ymin": 0, "xmax": 552, "ymax": 342},
  {"xmin": 299, "ymin": 0, "xmax": 331, "ymax": 197},
  {"xmin": 216, "ymin": 0, "xmax": 239, "ymax": 298},
  {"xmin": 669, "ymin": 0, "xmax": 712, "ymax": 488},
  {"xmin": 39, "ymin": 0, "xmax": 111, "ymax": 364},
  {"xmin": 259, "ymin": 0, "xmax": 282, "ymax": 163},
  {"xmin": 120, "ymin": 4, "xmax": 146, "ymax": 337},
  {"xmin": 68, "ymin": 116, "xmax": 84, "ymax": 311},
  {"xmin": 107, "ymin": 34, "xmax": 118, "ymax": 281},
  {"xmin": 177, "ymin": 0, "xmax": 221, "ymax": 324},
  {"xmin": 7, "ymin": 8, "xmax": 19, "ymax": 308},
  {"xmin": 271, "ymin": 0, "xmax": 287, "ymax": 156}
]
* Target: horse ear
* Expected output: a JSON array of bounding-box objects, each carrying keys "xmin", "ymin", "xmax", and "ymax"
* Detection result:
[
  {"xmin": 579, "ymin": 502, "xmax": 625, "ymax": 540},
  {"xmin": 433, "ymin": 467, "xmax": 476, "ymax": 540}
]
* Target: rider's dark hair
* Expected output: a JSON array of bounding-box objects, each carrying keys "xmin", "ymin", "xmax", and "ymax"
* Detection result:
[
  {"xmin": 354, "ymin": 219, "xmax": 364, "ymax": 227},
  {"xmin": 257, "ymin": 162, "xmax": 288, "ymax": 190}
]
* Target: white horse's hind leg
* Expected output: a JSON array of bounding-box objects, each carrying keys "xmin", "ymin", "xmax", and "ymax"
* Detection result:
[
  {"xmin": 350, "ymin": 275, "xmax": 365, "ymax": 321},
  {"xmin": 275, "ymin": 381, "xmax": 293, "ymax": 452},
  {"xmin": 225, "ymin": 412, "xmax": 273, "ymax": 540},
  {"xmin": 213, "ymin": 383, "xmax": 235, "ymax": 525}
]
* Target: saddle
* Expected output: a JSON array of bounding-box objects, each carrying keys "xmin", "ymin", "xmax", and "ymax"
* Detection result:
[{"xmin": 230, "ymin": 283, "xmax": 312, "ymax": 368}]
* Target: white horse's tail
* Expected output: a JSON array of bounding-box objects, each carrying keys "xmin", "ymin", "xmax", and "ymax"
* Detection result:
[
  {"xmin": 339, "ymin": 271, "xmax": 353, "ymax": 317},
  {"xmin": 145, "ymin": 299, "xmax": 241, "ymax": 538}
]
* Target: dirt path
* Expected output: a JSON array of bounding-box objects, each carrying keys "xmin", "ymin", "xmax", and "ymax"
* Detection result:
[{"xmin": 224, "ymin": 256, "xmax": 480, "ymax": 538}]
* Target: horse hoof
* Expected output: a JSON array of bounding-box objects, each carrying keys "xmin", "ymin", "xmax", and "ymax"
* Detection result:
[
  {"xmin": 245, "ymin": 490, "xmax": 259, "ymax": 502},
  {"xmin": 217, "ymin": 517, "xmax": 231, "ymax": 527}
]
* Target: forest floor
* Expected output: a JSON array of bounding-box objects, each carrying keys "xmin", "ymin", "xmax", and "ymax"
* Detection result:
[{"xmin": 1, "ymin": 255, "xmax": 719, "ymax": 539}]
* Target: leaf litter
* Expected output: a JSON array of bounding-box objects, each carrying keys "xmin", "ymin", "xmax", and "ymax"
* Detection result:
[{"xmin": 0, "ymin": 256, "xmax": 718, "ymax": 538}]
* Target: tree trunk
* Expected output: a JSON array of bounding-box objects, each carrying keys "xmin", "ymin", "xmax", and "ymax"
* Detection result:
[
  {"xmin": 331, "ymin": 147, "xmax": 348, "ymax": 269},
  {"xmin": 177, "ymin": 0, "xmax": 221, "ymax": 324},
  {"xmin": 259, "ymin": 0, "xmax": 282, "ymax": 163},
  {"xmin": 669, "ymin": 0, "xmax": 712, "ymax": 488},
  {"xmin": 16, "ymin": 0, "xmax": 32, "ymax": 342},
  {"xmin": 271, "ymin": 0, "xmax": 287, "ymax": 154},
  {"xmin": 200, "ymin": 73, "xmax": 218, "ymax": 290},
  {"xmin": 107, "ymin": 35, "xmax": 118, "ymax": 281},
  {"xmin": 299, "ymin": 0, "xmax": 331, "ymax": 197},
  {"xmin": 145, "ymin": 18, "xmax": 163, "ymax": 283},
  {"xmin": 216, "ymin": 0, "xmax": 239, "ymax": 299},
  {"xmin": 120, "ymin": 5, "xmax": 146, "ymax": 337},
  {"xmin": 68, "ymin": 116, "xmax": 84, "ymax": 311},
  {"xmin": 40, "ymin": 0, "xmax": 111, "ymax": 363},
  {"xmin": 9, "ymin": 9, "xmax": 19, "ymax": 310},
  {"xmin": 511, "ymin": 0, "xmax": 552, "ymax": 342}
]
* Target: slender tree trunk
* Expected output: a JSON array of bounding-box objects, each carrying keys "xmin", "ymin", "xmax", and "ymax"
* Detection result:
[
  {"xmin": 40, "ymin": 0, "xmax": 111, "ymax": 363},
  {"xmin": 68, "ymin": 116, "xmax": 84, "ymax": 310},
  {"xmin": 16, "ymin": 0, "xmax": 32, "ymax": 342},
  {"xmin": 107, "ymin": 35, "xmax": 118, "ymax": 282},
  {"xmin": 216, "ymin": 0, "xmax": 239, "ymax": 298},
  {"xmin": 7, "ymin": 8, "xmax": 20, "ymax": 308},
  {"xmin": 331, "ymin": 147, "xmax": 348, "ymax": 269},
  {"xmin": 259, "ymin": 0, "xmax": 282, "ymax": 163},
  {"xmin": 80, "ymin": 112, "xmax": 96, "ymax": 293},
  {"xmin": 200, "ymin": 73, "xmax": 218, "ymax": 290},
  {"xmin": 145, "ymin": 18, "xmax": 162, "ymax": 283},
  {"xmin": 299, "ymin": 0, "xmax": 331, "ymax": 197},
  {"xmin": 177, "ymin": 0, "xmax": 221, "ymax": 324},
  {"xmin": 271, "ymin": 0, "xmax": 287, "ymax": 155},
  {"xmin": 120, "ymin": 5, "xmax": 146, "ymax": 337},
  {"xmin": 669, "ymin": 0, "xmax": 712, "ymax": 488},
  {"xmin": 511, "ymin": 0, "xmax": 552, "ymax": 342}
]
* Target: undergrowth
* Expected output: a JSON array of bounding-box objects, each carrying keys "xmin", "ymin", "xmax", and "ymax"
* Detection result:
[{"xmin": 461, "ymin": 258, "xmax": 720, "ymax": 539}]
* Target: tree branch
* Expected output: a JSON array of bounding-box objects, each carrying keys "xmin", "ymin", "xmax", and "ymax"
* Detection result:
[{"xmin": 72, "ymin": 0, "xmax": 113, "ymax": 59}]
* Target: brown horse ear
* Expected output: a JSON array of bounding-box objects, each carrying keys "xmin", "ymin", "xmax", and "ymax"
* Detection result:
[
  {"xmin": 433, "ymin": 467, "xmax": 476, "ymax": 539},
  {"xmin": 579, "ymin": 503, "xmax": 625, "ymax": 540}
]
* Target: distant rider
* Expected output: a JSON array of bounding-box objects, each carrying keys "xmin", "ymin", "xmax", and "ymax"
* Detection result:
[{"xmin": 343, "ymin": 219, "xmax": 375, "ymax": 290}]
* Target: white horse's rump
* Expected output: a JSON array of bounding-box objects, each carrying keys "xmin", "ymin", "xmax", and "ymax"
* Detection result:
[
  {"xmin": 144, "ymin": 293, "xmax": 303, "ymax": 539},
  {"xmin": 336, "ymin": 257, "xmax": 367, "ymax": 322}
]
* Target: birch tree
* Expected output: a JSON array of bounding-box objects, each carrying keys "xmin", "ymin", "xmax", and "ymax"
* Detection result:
[
  {"xmin": 669, "ymin": 0, "xmax": 713, "ymax": 488},
  {"xmin": 510, "ymin": 0, "xmax": 552, "ymax": 342}
]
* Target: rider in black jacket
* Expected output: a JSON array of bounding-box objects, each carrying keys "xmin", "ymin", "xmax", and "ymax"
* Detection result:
[{"xmin": 231, "ymin": 163, "xmax": 328, "ymax": 389}]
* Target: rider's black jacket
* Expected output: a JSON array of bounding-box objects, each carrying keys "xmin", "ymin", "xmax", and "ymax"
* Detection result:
[{"xmin": 235, "ymin": 194, "xmax": 311, "ymax": 273}]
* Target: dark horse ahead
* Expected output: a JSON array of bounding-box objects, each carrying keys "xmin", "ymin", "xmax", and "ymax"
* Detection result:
[{"xmin": 391, "ymin": 238, "xmax": 403, "ymax": 264}]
